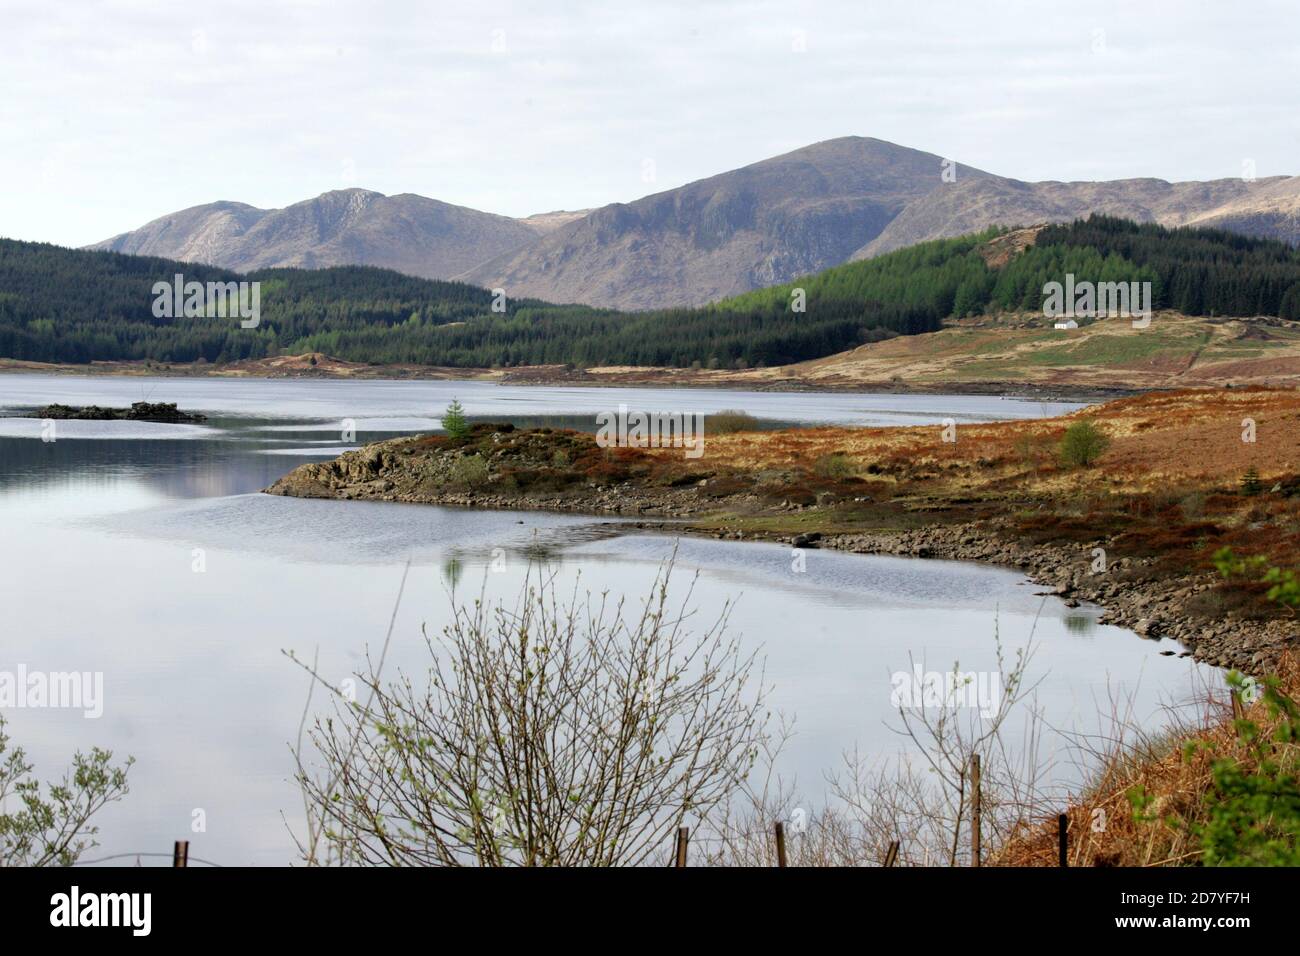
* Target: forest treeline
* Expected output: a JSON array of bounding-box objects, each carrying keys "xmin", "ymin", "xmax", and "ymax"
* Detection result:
[{"xmin": 2, "ymin": 215, "xmax": 1298, "ymax": 368}]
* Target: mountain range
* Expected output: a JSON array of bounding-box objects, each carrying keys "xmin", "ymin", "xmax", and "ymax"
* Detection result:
[
  {"xmin": 89, "ymin": 137, "xmax": 1300, "ymax": 310},
  {"xmin": 89, "ymin": 190, "xmax": 589, "ymax": 282}
]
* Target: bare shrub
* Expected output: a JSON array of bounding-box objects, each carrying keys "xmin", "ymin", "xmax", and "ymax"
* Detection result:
[
  {"xmin": 291, "ymin": 559, "xmax": 769, "ymax": 866},
  {"xmin": 706, "ymin": 622, "xmax": 1053, "ymax": 867},
  {"xmin": 813, "ymin": 452, "xmax": 857, "ymax": 479},
  {"xmin": 1013, "ymin": 432, "xmax": 1054, "ymax": 472},
  {"xmin": 1180, "ymin": 490, "xmax": 1207, "ymax": 521},
  {"xmin": 714, "ymin": 644, "xmax": 1300, "ymax": 869},
  {"xmin": 708, "ymin": 409, "xmax": 759, "ymax": 434},
  {"xmin": 448, "ymin": 452, "xmax": 488, "ymax": 488}
]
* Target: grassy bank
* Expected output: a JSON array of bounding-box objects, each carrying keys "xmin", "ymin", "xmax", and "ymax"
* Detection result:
[{"xmin": 993, "ymin": 657, "xmax": 1300, "ymax": 867}]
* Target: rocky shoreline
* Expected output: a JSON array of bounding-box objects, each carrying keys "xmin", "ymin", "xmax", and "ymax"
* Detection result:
[
  {"xmin": 607, "ymin": 514, "xmax": 1288, "ymax": 676},
  {"xmin": 808, "ymin": 526, "xmax": 1291, "ymax": 676},
  {"xmin": 266, "ymin": 430, "xmax": 1294, "ymax": 678}
]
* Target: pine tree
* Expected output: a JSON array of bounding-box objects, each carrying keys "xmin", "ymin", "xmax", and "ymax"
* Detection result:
[{"xmin": 442, "ymin": 399, "xmax": 470, "ymax": 439}]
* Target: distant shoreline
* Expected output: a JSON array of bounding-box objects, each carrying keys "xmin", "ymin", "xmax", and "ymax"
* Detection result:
[
  {"xmin": 0, "ymin": 355, "xmax": 1136, "ymax": 403},
  {"xmin": 5, "ymin": 309, "xmax": 1296, "ymax": 401}
]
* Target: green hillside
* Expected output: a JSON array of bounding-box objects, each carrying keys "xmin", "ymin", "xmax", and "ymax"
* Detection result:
[{"xmin": 2, "ymin": 216, "xmax": 1298, "ymax": 368}]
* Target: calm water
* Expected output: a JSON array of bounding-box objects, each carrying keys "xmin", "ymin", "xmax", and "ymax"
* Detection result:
[{"xmin": 0, "ymin": 374, "xmax": 1210, "ymax": 865}]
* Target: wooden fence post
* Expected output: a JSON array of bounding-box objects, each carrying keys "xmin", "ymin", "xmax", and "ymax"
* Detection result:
[
  {"xmin": 173, "ymin": 840, "xmax": 189, "ymax": 868},
  {"xmin": 970, "ymin": 753, "xmax": 982, "ymax": 868},
  {"xmin": 774, "ymin": 821, "xmax": 788, "ymax": 868},
  {"xmin": 1057, "ymin": 814, "xmax": 1068, "ymax": 867},
  {"xmin": 674, "ymin": 826, "xmax": 689, "ymax": 867}
]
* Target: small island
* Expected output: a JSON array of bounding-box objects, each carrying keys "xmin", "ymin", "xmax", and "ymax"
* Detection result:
[{"xmin": 36, "ymin": 401, "xmax": 208, "ymax": 424}]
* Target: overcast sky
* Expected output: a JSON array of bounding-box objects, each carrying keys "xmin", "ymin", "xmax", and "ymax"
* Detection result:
[{"xmin": 3, "ymin": 0, "xmax": 1297, "ymax": 248}]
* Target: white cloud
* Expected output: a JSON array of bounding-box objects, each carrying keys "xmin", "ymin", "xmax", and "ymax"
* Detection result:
[{"xmin": 1, "ymin": 0, "xmax": 1296, "ymax": 247}]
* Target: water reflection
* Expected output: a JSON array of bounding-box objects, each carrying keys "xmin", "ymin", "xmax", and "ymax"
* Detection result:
[
  {"xmin": 0, "ymin": 375, "xmax": 1208, "ymax": 866},
  {"xmin": 1064, "ymin": 613, "xmax": 1098, "ymax": 636},
  {"xmin": 0, "ymin": 372, "xmax": 1087, "ymax": 427},
  {"xmin": 0, "ymin": 435, "xmax": 333, "ymax": 499}
]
